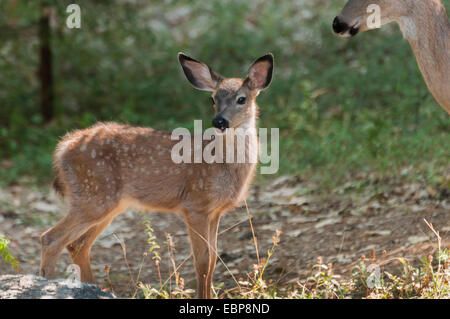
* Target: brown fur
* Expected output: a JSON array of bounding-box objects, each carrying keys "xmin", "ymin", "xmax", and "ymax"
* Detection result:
[
  {"xmin": 52, "ymin": 173, "xmax": 65, "ymax": 198},
  {"xmin": 40, "ymin": 54, "xmax": 274, "ymax": 299},
  {"xmin": 336, "ymin": 0, "xmax": 450, "ymax": 114}
]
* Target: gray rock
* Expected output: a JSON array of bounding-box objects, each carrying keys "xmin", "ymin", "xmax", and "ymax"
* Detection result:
[{"xmin": 0, "ymin": 274, "xmax": 115, "ymax": 299}]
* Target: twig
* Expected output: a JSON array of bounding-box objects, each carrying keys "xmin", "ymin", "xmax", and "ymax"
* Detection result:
[
  {"xmin": 113, "ymin": 233, "xmax": 136, "ymax": 290},
  {"xmin": 219, "ymin": 216, "xmax": 253, "ymax": 235},
  {"xmin": 423, "ymin": 219, "xmax": 441, "ymax": 252},
  {"xmin": 244, "ymin": 199, "xmax": 260, "ymax": 265},
  {"xmin": 187, "ymin": 224, "xmax": 242, "ymax": 292}
]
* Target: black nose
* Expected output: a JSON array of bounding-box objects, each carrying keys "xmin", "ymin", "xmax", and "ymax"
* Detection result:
[
  {"xmin": 212, "ymin": 116, "xmax": 229, "ymax": 131},
  {"xmin": 332, "ymin": 16, "xmax": 348, "ymax": 33}
]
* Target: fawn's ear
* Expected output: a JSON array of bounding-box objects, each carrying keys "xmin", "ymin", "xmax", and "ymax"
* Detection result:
[
  {"xmin": 245, "ymin": 53, "xmax": 274, "ymax": 91},
  {"xmin": 178, "ymin": 53, "xmax": 223, "ymax": 91}
]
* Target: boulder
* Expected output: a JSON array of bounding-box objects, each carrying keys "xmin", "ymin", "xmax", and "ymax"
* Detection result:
[{"xmin": 0, "ymin": 274, "xmax": 115, "ymax": 299}]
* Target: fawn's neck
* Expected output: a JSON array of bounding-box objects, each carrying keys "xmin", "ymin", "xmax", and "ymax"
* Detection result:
[
  {"xmin": 227, "ymin": 101, "xmax": 258, "ymax": 165},
  {"xmin": 221, "ymin": 106, "xmax": 259, "ymax": 200},
  {"xmin": 396, "ymin": 0, "xmax": 450, "ymax": 112}
]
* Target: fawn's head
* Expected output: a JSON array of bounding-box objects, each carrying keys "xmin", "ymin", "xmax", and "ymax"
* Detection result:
[
  {"xmin": 179, "ymin": 53, "xmax": 273, "ymax": 133},
  {"xmin": 333, "ymin": 0, "xmax": 406, "ymax": 37}
]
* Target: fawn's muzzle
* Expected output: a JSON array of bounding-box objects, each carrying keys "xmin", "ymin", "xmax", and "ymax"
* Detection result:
[{"xmin": 212, "ymin": 116, "xmax": 229, "ymax": 132}]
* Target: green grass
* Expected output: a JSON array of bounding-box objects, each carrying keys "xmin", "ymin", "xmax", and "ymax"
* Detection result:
[{"xmin": 0, "ymin": 0, "xmax": 448, "ymax": 188}]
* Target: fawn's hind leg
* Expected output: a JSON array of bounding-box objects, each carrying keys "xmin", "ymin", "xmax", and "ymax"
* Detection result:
[
  {"xmin": 66, "ymin": 215, "xmax": 115, "ymax": 283},
  {"xmin": 40, "ymin": 207, "xmax": 109, "ymax": 279}
]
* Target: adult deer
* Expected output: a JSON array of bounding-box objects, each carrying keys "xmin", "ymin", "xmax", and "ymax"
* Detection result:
[
  {"xmin": 333, "ymin": 0, "xmax": 450, "ymax": 114},
  {"xmin": 39, "ymin": 53, "xmax": 274, "ymax": 299}
]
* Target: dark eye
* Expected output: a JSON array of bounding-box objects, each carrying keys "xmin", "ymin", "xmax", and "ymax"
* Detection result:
[{"xmin": 237, "ymin": 97, "xmax": 246, "ymax": 105}]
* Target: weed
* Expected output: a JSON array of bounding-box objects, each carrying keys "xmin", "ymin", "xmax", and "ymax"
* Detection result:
[{"xmin": 0, "ymin": 235, "xmax": 21, "ymax": 272}]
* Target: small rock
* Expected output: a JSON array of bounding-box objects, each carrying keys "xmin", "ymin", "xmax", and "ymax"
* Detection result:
[
  {"xmin": 286, "ymin": 229, "xmax": 305, "ymax": 238},
  {"xmin": 32, "ymin": 202, "xmax": 59, "ymax": 213},
  {"xmin": 364, "ymin": 230, "xmax": 392, "ymax": 237},
  {"xmin": 314, "ymin": 217, "xmax": 342, "ymax": 228},
  {"xmin": 407, "ymin": 236, "xmax": 429, "ymax": 244}
]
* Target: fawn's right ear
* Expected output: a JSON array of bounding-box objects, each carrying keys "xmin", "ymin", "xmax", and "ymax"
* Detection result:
[{"xmin": 178, "ymin": 53, "xmax": 223, "ymax": 91}]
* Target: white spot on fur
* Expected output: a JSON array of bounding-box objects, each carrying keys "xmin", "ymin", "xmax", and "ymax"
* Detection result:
[
  {"xmin": 398, "ymin": 16, "xmax": 417, "ymax": 41},
  {"xmin": 80, "ymin": 145, "xmax": 87, "ymax": 152},
  {"xmin": 91, "ymin": 149, "xmax": 96, "ymax": 159}
]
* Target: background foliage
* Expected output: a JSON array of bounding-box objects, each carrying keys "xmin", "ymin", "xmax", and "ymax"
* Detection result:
[{"xmin": 0, "ymin": 0, "xmax": 449, "ymax": 185}]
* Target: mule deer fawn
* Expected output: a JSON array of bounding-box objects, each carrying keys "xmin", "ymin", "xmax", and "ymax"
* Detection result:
[{"xmin": 40, "ymin": 53, "xmax": 274, "ymax": 298}]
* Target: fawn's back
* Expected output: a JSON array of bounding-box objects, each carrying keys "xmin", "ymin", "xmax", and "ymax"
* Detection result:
[{"xmin": 53, "ymin": 122, "xmax": 254, "ymax": 217}]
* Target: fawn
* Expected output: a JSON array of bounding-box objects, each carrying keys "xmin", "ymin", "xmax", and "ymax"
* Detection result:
[{"xmin": 40, "ymin": 52, "xmax": 274, "ymax": 298}]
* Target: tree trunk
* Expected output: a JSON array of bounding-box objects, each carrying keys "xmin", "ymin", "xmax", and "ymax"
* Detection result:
[{"xmin": 38, "ymin": 6, "xmax": 53, "ymax": 123}]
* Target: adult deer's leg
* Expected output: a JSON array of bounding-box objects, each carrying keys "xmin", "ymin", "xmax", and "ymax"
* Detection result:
[
  {"xmin": 185, "ymin": 211, "xmax": 215, "ymax": 299},
  {"xmin": 66, "ymin": 215, "xmax": 114, "ymax": 283}
]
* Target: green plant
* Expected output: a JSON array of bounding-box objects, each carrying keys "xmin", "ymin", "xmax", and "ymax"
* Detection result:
[
  {"xmin": 219, "ymin": 229, "xmax": 283, "ymax": 299},
  {"xmin": 136, "ymin": 215, "xmax": 195, "ymax": 299},
  {"xmin": 305, "ymin": 258, "xmax": 345, "ymax": 299},
  {"xmin": 0, "ymin": 235, "xmax": 20, "ymax": 271},
  {"xmin": 347, "ymin": 220, "xmax": 449, "ymax": 299},
  {"xmin": 141, "ymin": 214, "xmax": 161, "ymax": 263}
]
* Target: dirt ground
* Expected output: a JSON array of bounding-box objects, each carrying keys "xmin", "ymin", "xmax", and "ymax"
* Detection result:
[{"xmin": 0, "ymin": 172, "xmax": 449, "ymax": 297}]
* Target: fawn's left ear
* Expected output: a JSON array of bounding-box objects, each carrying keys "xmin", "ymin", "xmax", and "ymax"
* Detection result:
[
  {"xmin": 245, "ymin": 53, "xmax": 274, "ymax": 91},
  {"xmin": 178, "ymin": 52, "xmax": 223, "ymax": 91}
]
